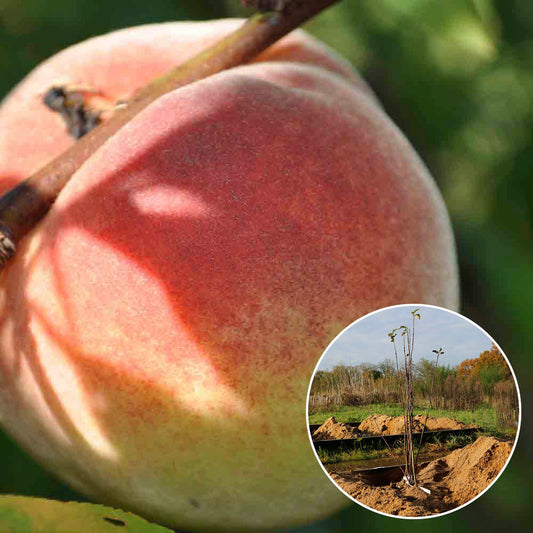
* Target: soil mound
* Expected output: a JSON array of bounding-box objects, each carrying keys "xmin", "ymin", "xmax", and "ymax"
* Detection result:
[
  {"xmin": 419, "ymin": 435, "xmax": 512, "ymax": 505},
  {"xmin": 312, "ymin": 417, "xmax": 360, "ymax": 441},
  {"xmin": 358, "ymin": 414, "xmax": 479, "ymax": 436},
  {"xmin": 420, "ymin": 415, "xmax": 480, "ymax": 432},
  {"xmin": 331, "ymin": 436, "xmax": 513, "ymax": 517}
]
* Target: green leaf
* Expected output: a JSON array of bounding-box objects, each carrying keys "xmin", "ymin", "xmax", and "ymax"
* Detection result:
[{"xmin": 0, "ymin": 496, "xmax": 173, "ymax": 533}]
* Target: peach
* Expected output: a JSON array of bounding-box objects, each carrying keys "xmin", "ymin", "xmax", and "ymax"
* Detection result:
[{"xmin": 0, "ymin": 20, "xmax": 459, "ymax": 531}]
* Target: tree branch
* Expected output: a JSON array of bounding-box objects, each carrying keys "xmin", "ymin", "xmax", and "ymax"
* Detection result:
[{"xmin": 0, "ymin": 0, "xmax": 340, "ymax": 270}]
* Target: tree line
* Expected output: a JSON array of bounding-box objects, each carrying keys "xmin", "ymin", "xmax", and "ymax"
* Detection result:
[{"xmin": 310, "ymin": 344, "xmax": 518, "ymax": 428}]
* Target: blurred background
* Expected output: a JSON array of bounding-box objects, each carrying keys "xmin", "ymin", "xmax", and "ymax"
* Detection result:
[{"xmin": 0, "ymin": 0, "xmax": 531, "ymax": 531}]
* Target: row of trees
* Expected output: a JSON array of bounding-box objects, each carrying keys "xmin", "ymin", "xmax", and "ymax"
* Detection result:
[
  {"xmin": 313, "ymin": 344, "xmax": 510, "ymax": 395},
  {"xmin": 456, "ymin": 344, "xmax": 511, "ymax": 378},
  {"xmin": 310, "ymin": 344, "xmax": 518, "ymax": 428}
]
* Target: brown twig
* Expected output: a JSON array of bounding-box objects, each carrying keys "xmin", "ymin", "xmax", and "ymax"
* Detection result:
[{"xmin": 0, "ymin": 0, "xmax": 340, "ymax": 270}]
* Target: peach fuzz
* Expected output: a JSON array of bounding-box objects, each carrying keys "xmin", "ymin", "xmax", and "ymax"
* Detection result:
[{"xmin": 0, "ymin": 20, "xmax": 459, "ymax": 531}]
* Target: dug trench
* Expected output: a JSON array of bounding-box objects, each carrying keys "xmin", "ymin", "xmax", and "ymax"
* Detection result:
[{"xmin": 310, "ymin": 416, "xmax": 514, "ymax": 517}]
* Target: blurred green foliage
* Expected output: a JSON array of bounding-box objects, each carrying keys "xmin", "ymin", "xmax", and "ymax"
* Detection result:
[
  {"xmin": 0, "ymin": 495, "xmax": 173, "ymax": 532},
  {"xmin": 1, "ymin": 0, "xmax": 531, "ymax": 531}
]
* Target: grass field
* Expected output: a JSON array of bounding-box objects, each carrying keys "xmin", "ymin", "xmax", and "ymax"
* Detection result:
[{"xmin": 316, "ymin": 433, "xmax": 477, "ymax": 465}]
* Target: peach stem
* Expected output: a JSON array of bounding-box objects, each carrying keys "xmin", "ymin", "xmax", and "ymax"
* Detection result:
[{"xmin": 0, "ymin": 0, "xmax": 340, "ymax": 270}]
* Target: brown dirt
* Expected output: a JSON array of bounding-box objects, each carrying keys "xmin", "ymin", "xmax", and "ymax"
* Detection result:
[
  {"xmin": 358, "ymin": 414, "xmax": 480, "ymax": 436},
  {"xmin": 330, "ymin": 436, "xmax": 513, "ymax": 517},
  {"xmin": 312, "ymin": 417, "xmax": 360, "ymax": 440}
]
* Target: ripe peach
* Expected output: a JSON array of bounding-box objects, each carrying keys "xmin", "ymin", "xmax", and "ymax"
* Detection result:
[{"xmin": 0, "ymin": 20, "xmax": 459, "ymax": 531}]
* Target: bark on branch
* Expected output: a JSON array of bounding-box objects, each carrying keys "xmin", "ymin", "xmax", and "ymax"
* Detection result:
[{"xmin": 0, "ymin": 0, "xmax": 340, "ymax": 270}]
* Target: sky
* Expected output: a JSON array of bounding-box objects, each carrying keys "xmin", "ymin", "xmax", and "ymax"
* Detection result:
[{"xmin": 317, "ymin": 305, "xmax": 500, "ymax": 371}]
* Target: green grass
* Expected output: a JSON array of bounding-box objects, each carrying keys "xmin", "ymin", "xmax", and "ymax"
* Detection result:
[
  {"xmin": 309, "ymin": 402, "xmax": 517, "ymax": 439},
  {"xmin": 317, "ymin": 444, "xmax": 392, "ymax": 464},
  {"xmin": 316, "ymin": 432, "xmax": 479, "ymax": 465},
  {"xmin": 443, "ymin": 433, "xmax": 477, "ymax": 450}
]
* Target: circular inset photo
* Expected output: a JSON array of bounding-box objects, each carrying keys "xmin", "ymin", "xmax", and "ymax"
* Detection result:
[{"xmin": 306, "ymin": 304, "xmax": 521, "ymax": 519}]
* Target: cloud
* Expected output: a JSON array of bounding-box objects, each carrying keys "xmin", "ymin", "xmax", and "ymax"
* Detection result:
[{"xmin": 317, "ymin": 305, "xmax": 495, "ymax": 370}]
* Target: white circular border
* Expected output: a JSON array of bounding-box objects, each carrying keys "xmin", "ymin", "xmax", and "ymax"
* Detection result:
[{"xmin": 305, "ymin": 303, "xmax": 522, "ymax": 520}]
